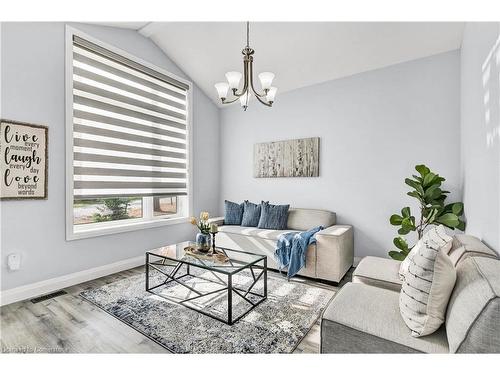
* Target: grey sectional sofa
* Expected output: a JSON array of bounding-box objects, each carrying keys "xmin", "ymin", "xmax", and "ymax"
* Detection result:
[
  {"xmin": 320, "ymin": 234, "xmax": 500, "ymax": 353},
  {"xmin": 210, "ymin": 208, "xmax": 353, "ymax": 283}
]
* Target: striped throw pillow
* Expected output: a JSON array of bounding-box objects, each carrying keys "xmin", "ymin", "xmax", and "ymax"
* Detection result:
[
  {"xmin": 398, "ymin": 225, "xmax": 453, "ymax": 280},
  {"xmin": 399, "ymin": 225, "xmax": 456, "ymax": 337}
]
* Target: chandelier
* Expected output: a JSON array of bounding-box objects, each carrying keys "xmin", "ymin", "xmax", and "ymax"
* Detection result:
[{"xmin": 214, "ymin": 22, "xmax": 277, "ymax": 111}]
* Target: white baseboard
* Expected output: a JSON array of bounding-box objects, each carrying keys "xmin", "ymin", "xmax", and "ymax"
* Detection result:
[{"xmin": 0, "ymin": 255, "xmax": 144, "ymax": 306}]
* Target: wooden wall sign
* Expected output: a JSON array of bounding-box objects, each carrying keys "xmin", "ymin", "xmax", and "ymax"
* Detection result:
[{"xmin": 1, "ymin": 119, "xmax": 48, "ymax": 200}]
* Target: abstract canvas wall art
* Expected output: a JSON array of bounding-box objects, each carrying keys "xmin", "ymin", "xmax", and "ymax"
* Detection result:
[{"xmin": 254, "ymin": 137, "xmax": 319, "ymax": 178}]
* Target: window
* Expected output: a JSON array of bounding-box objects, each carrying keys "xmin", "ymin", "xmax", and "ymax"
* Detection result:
[
  {"xmin": 153, "ymin": 196, "xmax": 177, "ymax": 216},
  {"xmin": 66, "ymin": 28, "xmax": 192, "ymax": 240}
]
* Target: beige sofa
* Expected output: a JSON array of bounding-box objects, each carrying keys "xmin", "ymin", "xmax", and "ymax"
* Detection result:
[
  {"xmin": 321, "ymin": 234, "xmax": 500, "ymax": 353},
  {"xmin": 210, "ymin": 208, "xmax": 353, "ymax": 283}
]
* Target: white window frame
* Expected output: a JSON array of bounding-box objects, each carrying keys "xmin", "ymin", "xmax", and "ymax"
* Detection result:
[{"xmin": 65, "ymin": 26, "xmax": 193, "ymax": 241}]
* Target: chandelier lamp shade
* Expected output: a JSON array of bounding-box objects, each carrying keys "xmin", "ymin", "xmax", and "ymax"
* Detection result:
[{"xmin": 214, "ymin": 22, "xmax": 277, "ymax": 110}]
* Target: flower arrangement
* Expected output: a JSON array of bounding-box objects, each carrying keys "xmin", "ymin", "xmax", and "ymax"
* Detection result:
[{"xmin": 190, "ymin": 211, "xmax": 211, "ymax": 234}]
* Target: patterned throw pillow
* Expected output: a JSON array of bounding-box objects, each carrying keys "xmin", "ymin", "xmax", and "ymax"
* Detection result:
[
  {"xmin": 257, "ymin": 201, "xmax": 290, "ymax": 230},
  {"xmin": 399, "ymin": 225, "xmax": 456, "ymax": 337},
  {"xmin": 241, "ymin": 200, "xmax": 263, "ymax": 227},
  {"xmin": 398, "ymin": 225, "xmax": 453, "ymax": 280},
  {"xmin": 224, "ymin": 200, "xmax": 243, "ymax": 225}
]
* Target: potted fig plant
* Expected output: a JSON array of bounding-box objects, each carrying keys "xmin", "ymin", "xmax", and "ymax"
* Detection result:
[{"xmin": 388, "ymin": 164, "xmax": 466, "ymax": 260}]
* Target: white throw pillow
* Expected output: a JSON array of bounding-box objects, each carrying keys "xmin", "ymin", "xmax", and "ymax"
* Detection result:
[
  {"xmin": 428, "ymin": 225, "xmax": 453, "ymax": 253},
  {"xmin": 399, "ymin": 225, "xmax": 456, "ymax": 337},
  {"xmin": 398, "ymin": 244, "xmax": 419, "ymax": 281},
  {"xmin": 398, "ymin": 225, "xmax": 454, "ymax": 281}
]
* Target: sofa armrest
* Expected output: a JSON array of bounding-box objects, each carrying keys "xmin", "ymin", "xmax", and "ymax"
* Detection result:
[
  {"xmin": 315, "ymin": 225, "xmax": 354, "ymax": 283},
  {"xmin": 208, "ymin": 216, "xmax": 225, "ymax": 226}
]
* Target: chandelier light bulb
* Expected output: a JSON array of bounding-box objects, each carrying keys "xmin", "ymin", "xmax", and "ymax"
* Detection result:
[
  {"xmin": 225, "ymin": 71, "xmax": 242, "ymax": 89},
  {"xmin": 258, "ymin": 72, "xmax": 275, "ymax": 90},
  {"xmin": 266, "ymin": 87, "xmax": 277, "ymax": 103},
  {"xmin": 239, "ymin": 91, "xmax": 251, "ymax": 108},
  {"xmin": 214, "ymin": 82, "xmax": 229, "ymax": 100}
]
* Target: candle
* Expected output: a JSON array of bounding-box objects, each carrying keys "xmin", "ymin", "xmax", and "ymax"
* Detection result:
[{"xmin": 210, "ymin": 223, "xmax": 218, "ymax": 233}]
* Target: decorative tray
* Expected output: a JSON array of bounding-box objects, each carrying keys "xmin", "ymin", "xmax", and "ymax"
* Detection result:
[{"xmin": 184, "ymin": 245, "xmax": 229, "ymax": 263}]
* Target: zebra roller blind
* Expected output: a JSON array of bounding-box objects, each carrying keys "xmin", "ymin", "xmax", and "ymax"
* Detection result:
[{"xmin": 71, "ymin": 36, "xmax": 189, "ymax": 200}]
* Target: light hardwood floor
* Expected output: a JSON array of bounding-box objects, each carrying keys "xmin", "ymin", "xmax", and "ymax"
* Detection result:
[{"xmin": 1, "ymin": 267, "xmax": 351, "ymax": 354}]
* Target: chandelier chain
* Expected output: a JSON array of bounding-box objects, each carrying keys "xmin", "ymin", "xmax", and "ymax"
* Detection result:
[{"xmin": 246, "ymin": 21, "xmax": 249, "ymax": 47}]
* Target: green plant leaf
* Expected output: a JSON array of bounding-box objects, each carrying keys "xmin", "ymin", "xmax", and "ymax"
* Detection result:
[
  {"xmin": 442, "ymin": 203, "xmax": 454, "ymax": 214},
  {"xmin": 398, "ymin": 227, "xmax": 411, "ymax": 235},
  {"xmin": 393, "ymin": 237, "xmax": 409, "ymax": 251},
  {"xmin": 415, "ymin": 164, "xmax": 430, "ymax": 178},
  {"xmin": 412, "ymin": 175, "xmax": 423, "ymax": 183},
  {"xmin": 424, "ymin": 185, "xmax": 442, "ymax": 201},
  {"xmin": 451, "ymin": 202, "xmax": 464, "ymax": 215},
  {"xmin": 404, "ymin": 178, "xmax": 419, "ymax": 189},
  {"xmin": 423, "ymin": 172, "xmax": 439, "ymax": 188},
  {"xmin": 389, "ymin": 251, "xmax": 407, "ymax": 261},
  {"xmin": 426, "ymin": 208, "xmax": 439, "ymax": 224},
  {"xmin": 436, "ymin": 213, "xmax": 460, "ymax": 228},
  {"xmin": 436, "ymin": 195, "xmax": 447, "ymax": 203},
  {"xmin": 405, "ymin": 178, "xmax": 424, "ymax": 195},
  {"xmin": 401, "ymin": 207, "xmax": 411, "ymax": 218},
  {"xmin": 400, "ymin": 217, "xmax": 416, "ymax": 234},
  {"xmin": 456, "ymin": 219, "xmax": 466, "ymax": 231},
  {"xmin": 390, "ymin": 214, "xmax": 403, "ymax": 225},
  {"xmin": 423, "ymin": 206, "xmax": 436, "ymax": 219},
  {"xmin": 407, "ymin": 191, "xmax": 422, "ymax": 200}
]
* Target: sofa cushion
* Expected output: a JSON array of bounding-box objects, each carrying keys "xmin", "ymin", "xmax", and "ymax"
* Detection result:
[
  {"xmin": 241, "ymin": 200, "xmax": 262, "ymax": 227},
  {"xmin": 321, "ymin": 320, "xmax": 422, "ymax": 353},
  {"xmin": 218, "ymin": 225, "xmax": 295, "ymax": 241},
  {"xmin": 287, "ymin": 208, "xmax": 336, "ymax": 231},
  {"xmin": 322, "ymin": 283, "xmax": 449, "ymax": 353},
  {"xmin": 352, "ymin": 256, "xmax": 402, "ymax": 292},
  {"xmin": 216, "ymin": 226, "xmax": 317, "ymax": 279},
  {"xmin": 399, "ymin": 226, "xmax": 456, "ymax": 337},
  {"xmin": 224, "ymin": 200, "xmax": 243, "ymax": 225},
  {"xmin": 448, "ymin": 234, "xmax": 498, "ymax": 267},
  {"xmin": 445, "ymin": 257, "xmax": 500, "ymax": 353},
  {"xmin": 257, "ymin": 201, "xmax": 290, "ymax": 230}
]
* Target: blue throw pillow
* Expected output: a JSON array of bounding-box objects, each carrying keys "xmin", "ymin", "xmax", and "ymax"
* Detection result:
[
  {"xmin": 257, "ymin": 201, "xmax": 290, "ymax": 230},
  {"xmin": 241, "ymin": 200, "xmax": 262, "ymax": 227},
  {"xmin": 224, "ymin": 200, "xmax": 243, "ymax": 225}
]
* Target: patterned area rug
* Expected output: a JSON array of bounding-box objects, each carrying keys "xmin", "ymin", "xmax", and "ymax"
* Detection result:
[{"xmin": 80, "ymin": 266, "xmax": 335, "ymax": 353}]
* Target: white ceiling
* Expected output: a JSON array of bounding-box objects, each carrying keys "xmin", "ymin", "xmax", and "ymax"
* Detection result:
[{"xmin": 99, "ymin": 22, "xmax": 465, "ymax": 107}]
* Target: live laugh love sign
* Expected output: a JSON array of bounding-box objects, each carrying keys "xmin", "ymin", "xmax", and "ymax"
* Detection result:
[{"xmin": 1, "ymin": 120, "xmax": 48, "ymax": 200}]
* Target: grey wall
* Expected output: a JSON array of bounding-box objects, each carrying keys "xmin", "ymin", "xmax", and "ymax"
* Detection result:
[
  {"xmin": 0, "ymin": 23, "xmax": 221, "ymax": 290},
  {"xmin": 220, "ymin": 51, "xmax": 461, "ymax": 258},
  {"xmin": 460, "ymin": 23, "xmax": 500, "ymax": 253}
]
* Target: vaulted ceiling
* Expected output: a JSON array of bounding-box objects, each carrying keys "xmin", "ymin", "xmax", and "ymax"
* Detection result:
[{"xmin": 97, "ymin": 22, "xmax": 465, "ymax": 108}]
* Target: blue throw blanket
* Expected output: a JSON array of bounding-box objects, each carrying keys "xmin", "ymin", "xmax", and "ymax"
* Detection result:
[{"xmin": 275, "ymin": 226, "xmax": 324, "ymax": 279}]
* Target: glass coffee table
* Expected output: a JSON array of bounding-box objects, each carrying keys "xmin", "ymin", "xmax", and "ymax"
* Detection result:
[{"xmin": 145, "ymin": 241, "xmax": 267, "ymax": 325}]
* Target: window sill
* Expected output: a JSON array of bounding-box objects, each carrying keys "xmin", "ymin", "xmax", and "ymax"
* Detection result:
[{"xmin": 67, "ymin": 216, "xmax": 189, "ymax": 241}]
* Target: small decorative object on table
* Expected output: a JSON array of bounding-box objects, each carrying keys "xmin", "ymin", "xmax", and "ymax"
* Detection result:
[
  {"xmin": 184, "ymin": 245, "xmax": 229, "ymax": 263},
  {"xmin": 210, "ymin": 223, "xmax": 218, "ymax": 253},
  {"xmin": 190, "ymin": 212, "xmax": 212, "ymax": 253}
]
